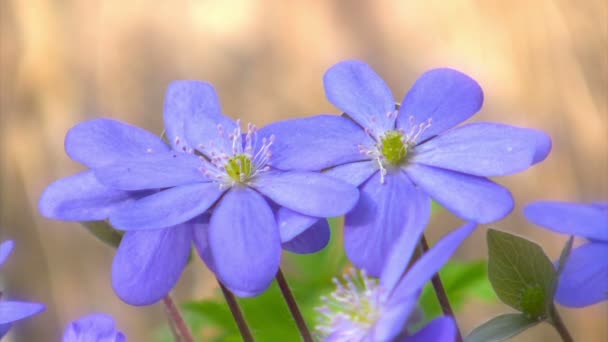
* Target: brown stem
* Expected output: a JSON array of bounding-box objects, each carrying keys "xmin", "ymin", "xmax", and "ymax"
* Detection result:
[
  {"xmin": 550, "ymin": 305, "xmax": 573, "ymax": 342},
  {"xmin": 276, "ymin": 269, "xmax": 313, "ymax": 342},
  {"xmin": 420, "ymin": 234, "xmax": 463, "ymax": 342},
  {"xmin": 162, "ymin": 294, "xmax": 195, "ymax": 342},
  {"xmin": 218, "ymin": 281, "xmax": 254, "ymax": 342}
]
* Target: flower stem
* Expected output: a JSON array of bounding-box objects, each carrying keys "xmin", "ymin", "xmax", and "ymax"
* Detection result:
[
  {"xmin": 162, "ymin": 294, "xmax": 195, "ymax": 342},
  {"xmin": 550, "ymin": 304, "xmax": 573, "ymax": 342},
  {"xmin": 420, "ymin": 234, "xmax": 463, "ymax": 342},
  {"xmin": 276, "ymin": 269, "xmax": 313, "ymax": 342},
  {"xmin": 218, "ymin": 281, "xmax": 255, "ymax": 342}
]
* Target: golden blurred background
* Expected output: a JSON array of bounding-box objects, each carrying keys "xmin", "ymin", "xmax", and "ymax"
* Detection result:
[{"xmin": 1, "ymin": 0, "xmax": 606, "ymax": 341}]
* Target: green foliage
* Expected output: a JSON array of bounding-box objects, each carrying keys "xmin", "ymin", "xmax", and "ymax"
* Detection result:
[
  {"xmin": 486, "ymin": 229, "xmax": 556, "ymax": 319},
  {"xmin": 81, "ymin": 221, "xmax": 123, "ymax": 248},
  {"xmin": 465, "ymin": 313, "xmax": 540, "ymax": 342}
]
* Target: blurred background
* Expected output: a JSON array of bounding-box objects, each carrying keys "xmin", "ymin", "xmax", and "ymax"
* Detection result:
[{"xmin": 0, "ymin": 0, "xmax": 606, "ymax": 341}]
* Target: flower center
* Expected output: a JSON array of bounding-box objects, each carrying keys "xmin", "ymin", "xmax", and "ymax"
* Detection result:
[
  {"xmin": 315, "ymin": 269, "xmax": 385, "ymax": 340},
  {"xmin": 225, "ymin": 154, "xmax": 253, "ymax": 183},
  {"xmin": 380, "ymin": 130, "xmax": 408, "ymax": 166}
]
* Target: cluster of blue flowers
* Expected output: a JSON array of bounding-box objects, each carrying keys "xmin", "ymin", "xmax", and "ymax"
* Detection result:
[{"xmin": 2, "ymin": 59, "xmax": 604, "ymax": 341}]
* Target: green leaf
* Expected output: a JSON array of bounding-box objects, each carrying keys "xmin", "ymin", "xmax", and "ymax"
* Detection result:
[
  {"xmin": 420, "ymin": 260, "xmax": 497, "ymax": 319},
  {"xmin": 487, "ymin": 229, "xmax": 556, "ymax": 319},
  {"xmin": 81, "ymin": 221, "xmax": 123, "ymax": 248},
  {"xmin": 465, "ymin": 313, "xmax": 540, "ymax": 342}
]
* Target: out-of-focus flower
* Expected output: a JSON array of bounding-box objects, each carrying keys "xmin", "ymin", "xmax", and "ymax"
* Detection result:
[
  {"xmin": 525, "ymin": 201, "xmax": 608, "ymax": 307},
  {"xmin": 40, "ymin": 80, "xmax": 358, "ymax": 300},
  {"xmin": 0, "ymin": 240, "xmax": 45, "ymax": 338},
  {"xmin": 62, "ymin": 313, "xmax": 125, "ymax": 342},
  {"xmin": 263, "ymin": 60, "xmax": 551, "ymax": 275},
  {"xmin": 315, "ymin": 221, "xmax": 476, "ymax": 341}
]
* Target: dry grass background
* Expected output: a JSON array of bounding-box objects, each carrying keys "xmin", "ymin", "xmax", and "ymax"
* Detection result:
[{"xmin": 0, "ymin": 0, "xmax": 606, "ymax": 341}]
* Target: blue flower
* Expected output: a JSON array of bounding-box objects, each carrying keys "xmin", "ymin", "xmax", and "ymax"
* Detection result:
[
  {"xmin": 0, "ymin": 240, "xmax": 45, "ymax": 338},
  {"xmin": 524, "ymin": 201, "xmax": 608, "ymax": 307},
  {"xmin": 316, "ymin": 220, "xmax": 476, "ymax": 341},
  {"xmin": 263, "ymin": 60, "xmax": 551, "ymax": 275},
  {"xmin": 62, "ymin": 313, "xmax": 125, "ymax": 342},
  {"xmin": 40, "ymin": 81, "xmax": 358, "ymax": 301}
]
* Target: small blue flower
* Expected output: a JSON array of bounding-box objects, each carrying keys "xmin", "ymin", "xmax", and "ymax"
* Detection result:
[
  {"xmin": 315, "ymin": 221, "xmax": 476, "ymax": 341},
  {"xmin": 524, "ymin": 201, "xmax": 608, "ymax": 307},
  {"xmin": 263, "ymin": 60, "xmax": 551, "ymax": 275},
  {"xmin": 62, "ymin": 313, "xmax": 125, "ymax": 342},
  {"xmin": 0, "ymin": 240, "xmax": 45, "ymax": 338},
  {"xmin": 40, "ymin": 81, "xmax": 358, "ymax": 301}
]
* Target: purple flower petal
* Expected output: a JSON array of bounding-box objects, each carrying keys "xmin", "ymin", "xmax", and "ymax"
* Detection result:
[
  {"xmin": 0, "ymin": 301, "xmax": 45, "ymax": 325},
  {"xmin": 112, "ymin": 224, "xmax": 193, "ymax": 306},
  {"xmin": 39, "ymin": 171, "xmax": 142, "ymax": 221},
  {"xmin": 406, "ymin": 316, "xmax": 456, "ymax": 342},
  {"xmin": 344, "ymin": 171, "xmax": 431, "ymax": 276},
  {"xmin": 369, "ymin": 294, "xmax": 419, "ymax": 342},
  {"xmin": 259, "ymin": 115, "xmax": 374, "ymax": 171},
  {"xmin": 406, "ymin": 164, "xmax": 513, "ymax": 223},
  {"xmin": 209, "ymin": 187, "xmax": 280, "ymax": 296},
  {"xmin": 251, "ymin": 172, "xmax": 359, "ymax": 218},
  {"xmin": 391, "ymin": 222, "xmax": 476, "ymax": 302},
  {"xmin": 162, "ymin": 81, "xmax": 238, "ymax": 157},
  {"xmin": 555, "ymin": 242, "xmax": 608, "ymax": 307},
  {"xmin": 324, "ymin": 60, "xmax": 396, "ymax": 137},
  {"xmin": 0, "ymin": 240, "xmax": 14, "ymax": 267},
  {"xmin": 110, "ymin": 183, "xmax": 225, "ymax": 230},
  {"xmin": 397, "ymin": 68, "xmax": 483, "ymax": 142},
  {"xmin": 276, "ymin": 207, "xmax": 319, "ymax": 243},
  {"xmin": 530, "ymin": 128, "xmax": 552, "ymax": 164},
  {"xmin": 62, "ymin": 313, "xmax": 125, "ymax": 342},
  {"xmin": 191, "ymin": 214, "xmax": 216, "ymax": 273},
  {"xmin": 324, "ymin": 161, "xmax": 378, "ymax": 187},
  {"xmin": 524, "ymin": 201, "xmax": 608, "ymax": 241},
  {"xmin": 413, "ymin": 123, "xmax": 547, "ymax": 176},
  {"xmin": 282, "ymin": 219, "xmax": 330, "ymax": 254},
  {"xmin": 94, "ymin": 152, "xmax": 208, "ymax": 190},
  {"xmin": 65, "ymin": 118, "xmax": 169, "ymax": 168}
]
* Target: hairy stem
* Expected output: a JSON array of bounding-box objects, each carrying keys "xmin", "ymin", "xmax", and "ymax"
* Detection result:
[
  {"xmin": 550, "ymin": 305, "xmax": 573, "ymax": 342},
  {"xmin": 420, "ymin": 234, "xmax": 463, "ymax": 342},
  {"xmin": 276, "ymin": 269, "xmax": 313, "ymax": 342},
  {"xmin": 162, "ymin": 294, "xmax": 195, "ymax": 342},
  {"xmin": 218, "ymin": 281, "xmax": 254, "ymax": 342}
]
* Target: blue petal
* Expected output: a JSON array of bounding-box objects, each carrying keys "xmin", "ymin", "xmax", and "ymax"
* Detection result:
[
  {"xmin": 390, "ymin": 223, "xmax": 476, "ymax": 302},
  {"xmin": 413, "ymin": 123, "xmax": 548, "ymax": 176},
  {"xmin": 112, "ymin": 224, "xmax": 193, "ymax": 306},
  {"xmin": 405, "ymin": 316, "xmax": 456, "ymax": 342},
  {"xmin": 0, "ymin": 301, "xmax": 45, "ymax": 324},
  {"xmin": 344, "ymin": 171, "xmax": 431, "ymax": 276},
  {"xmin": 209, "ymin": 187, "xmax": 280, "ymax": 297},
  {"xmin": 252, "ymin": 172, "xmax": 359, "ymax": 218},
  {"xmin": 397, "ymin": 68, "xmax": 483, "ymax": 142},
  {"xmin": 555, "ymin": 242, "xmax": 608, "ymax": 307},
  {"xmin": 524, "ymin": 201, "xmax": 608, "ymax": 241},
  {"xmin": 258, "ymin": 115, "xmax": 373, "ymax": 171},
  {"xmin": 62, "ymin": 313, "xmax": 125, "ymax": 342},
  {"xmin": 324, "ymin": 60, "xmax": 396, "ymax": 137},
  {"xmin": 94, "ymin": 152, "xmax": 208, "ymax": 190},
  {"xmin": 406, "ymin": 164, "xmax": 513, "ymax": 223},
  {"xmin": 324, "ymin": 161, "xmax": 378, "ymax": 187},
  {"xmin": 110, "ymin": 183, "xmax": 225, "ymax": 230},
  {"xmin": 0, "ymin": 324, "xmax": 11, "ymax": 339},
  {"xmin": 369, "ymin": 294, "xmax": 419, "ymax": 342},
  {"xmin": 191, "ymin": 214, "xmax": 216, "ymax": 273},
  {"xmin": 65, "ymin": 118, "xmax": 170, "ymax": 168},
  {"xmin": 282, "ymin": 219, "xmax": 330, "ymax": 254},
  {"xmin": 0, "ymin": 240, "xmax": 14, "ymax": 267},
  {"xmin": 39, "ymin": 171, "xmax": 143, "ymax": 221},
  {"xmin": 164, "ymin": 81, "xmax": 238, "ymax": 157},
  {"xmin": 276, "ymin": 207, "xmax": 320, "ymax": 242},
  {"xmin": 530, "ymin": 128, "xmax": 552, "ymax": 164}
]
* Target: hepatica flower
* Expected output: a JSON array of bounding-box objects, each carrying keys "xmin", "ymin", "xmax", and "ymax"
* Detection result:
[
  {"xmin": 316, "ymin": 221, "xmax": 476, "ymax": 341},
  {"xmin": 263, "ymin": 60, "xmax": 551, "ymax": 275},
  {"xmin": 0, "ymin": 240, "xmax": 45, "ymax": 338},
  {"xmin": 63, "ymin": 313, "xmax": 125, "ymax": 342},
  {"xmin": 40, "ymin": 80, "xmax": 358, "ymax": 301},
  {"xmin": 525, "ymin": 201, "xmax": 608, "ymax": 307}
]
